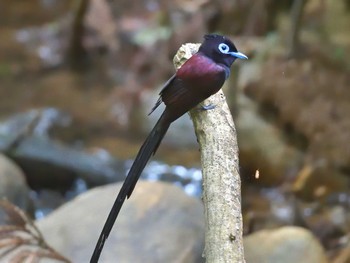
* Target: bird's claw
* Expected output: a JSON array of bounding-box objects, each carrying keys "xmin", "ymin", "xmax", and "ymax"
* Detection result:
[{"xmin": 200, "ymin": 104, "xmax": 216, "ymax": 111}]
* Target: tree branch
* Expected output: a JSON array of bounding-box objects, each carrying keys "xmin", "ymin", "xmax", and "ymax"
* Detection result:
[{"xmin": 173, "ymin": 44, "xmax": 245, "ymax": 262}]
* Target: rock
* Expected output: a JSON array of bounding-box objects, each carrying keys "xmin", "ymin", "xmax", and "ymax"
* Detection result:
[
  {"xmin": 244, "ymin": 226, "xmax": 328, "ymax": 263},
  {"xmin": 0, "ymin": 154, "xmax": 30, "ymax": 211},
  {"xmin": 36, "ymin": 181, "xmax": 204, "ymax": 263},
  {"xmin": 0, "ymin": 108, "xmax": 126, "ymax": 189},
  {"xmin": 0, "ymin": 107, "xmax": 71, "ymax": 138},
  {"xmin": 7, "ymin": 136, "xmax": 125, "ymax": 189}
]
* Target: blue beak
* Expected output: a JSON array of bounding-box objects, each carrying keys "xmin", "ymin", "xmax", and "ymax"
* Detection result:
[{"xmin": 229, "ymin": 51, "xmax": 248, "ymax": 60}]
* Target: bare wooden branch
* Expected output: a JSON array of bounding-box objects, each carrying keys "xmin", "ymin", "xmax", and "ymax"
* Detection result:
[
  {"xmin": 173, "ymin": 44, "xmax": 245, "ymax": 262},
  {"xmin": 288, "ymin": 0, "xmax": 308, "ymax": 58},
  {"xmin": 66, "ymin": 0, "xmax": 90, "ymax": 68}
]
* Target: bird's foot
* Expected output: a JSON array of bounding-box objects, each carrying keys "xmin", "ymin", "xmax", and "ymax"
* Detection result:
[{"xmin": 200, "ymin": 104, "xmax": 216, "ymax": 111}]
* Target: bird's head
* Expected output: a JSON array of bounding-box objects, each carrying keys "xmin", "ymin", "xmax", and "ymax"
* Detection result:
[{"xmin": 198, "ymin": 34, "xmax": 248, "ymax": 68}]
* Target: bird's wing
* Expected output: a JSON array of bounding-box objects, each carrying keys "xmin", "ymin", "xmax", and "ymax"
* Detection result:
[
  {"xmin": 148, "ymin": 74, "xmax": 176, "ymax": 115},
  {"xmin": 159, "ymin": 77, "xmax": 189, "ymax": 106}
]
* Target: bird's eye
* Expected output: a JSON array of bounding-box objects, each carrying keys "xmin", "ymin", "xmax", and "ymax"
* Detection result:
[{"xmin": 218, "ymin": 43, "xmax": 230, "ymax": 54}]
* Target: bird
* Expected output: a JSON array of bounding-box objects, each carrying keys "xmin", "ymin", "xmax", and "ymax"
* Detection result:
[{"xmin": 90, "ymin": 34, "xmax": 247, "ymax": 262}]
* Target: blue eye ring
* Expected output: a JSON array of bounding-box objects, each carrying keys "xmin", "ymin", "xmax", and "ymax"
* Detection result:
[{"xmin": 218, "ymin": 43, "xmax": 230, "ymax": 54}]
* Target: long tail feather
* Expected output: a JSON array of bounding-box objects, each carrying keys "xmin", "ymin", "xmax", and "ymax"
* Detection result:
[{"xmin": 90, "ymin": 112, "xmax": 170, "ymax": 263}]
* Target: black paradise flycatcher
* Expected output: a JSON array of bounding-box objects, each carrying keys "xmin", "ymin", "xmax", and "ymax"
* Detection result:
[{"xmin": 90, "ymin": 34, "xmax": 248, "ymax": 262}]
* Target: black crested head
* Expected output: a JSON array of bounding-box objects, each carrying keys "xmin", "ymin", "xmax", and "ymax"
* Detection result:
[{"xmin": 198, "ymin": 34, "xmax": 247, "ymax": 68}]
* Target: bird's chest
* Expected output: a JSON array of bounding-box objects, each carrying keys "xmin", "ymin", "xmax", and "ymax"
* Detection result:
[{"xmin": 177, "ymin": 55, "xmax": 226, "ymax": 96}]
